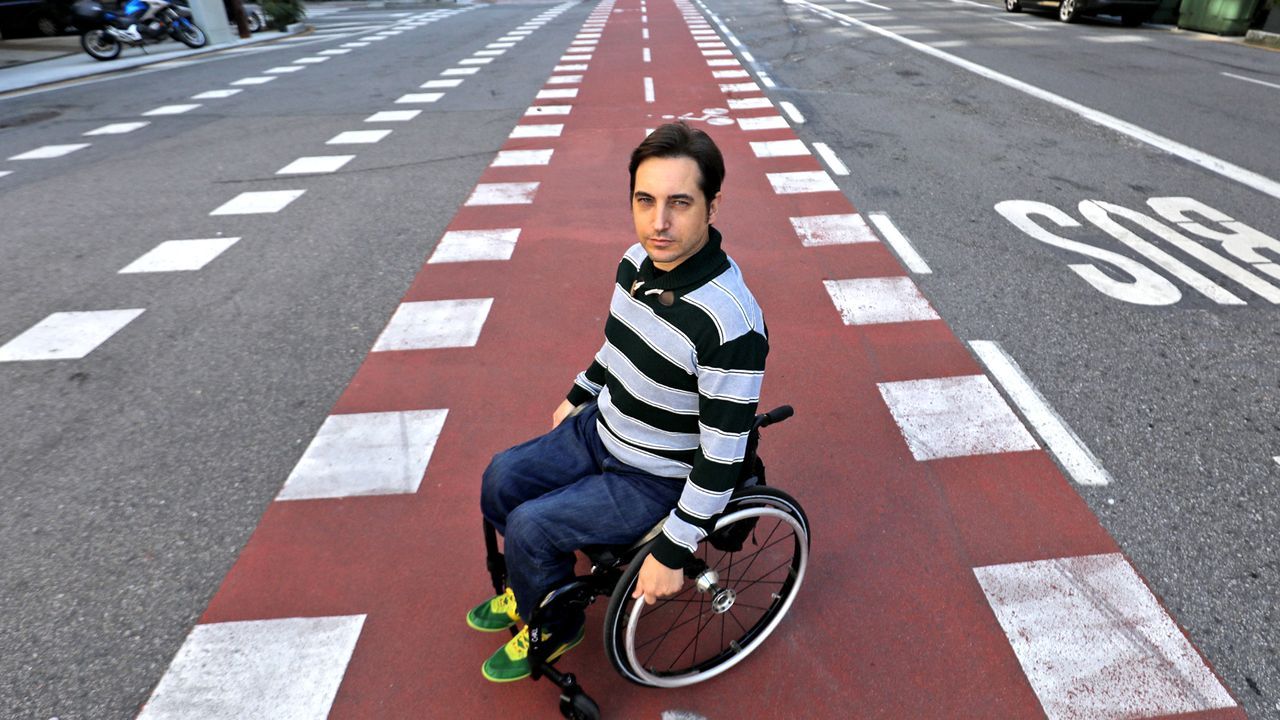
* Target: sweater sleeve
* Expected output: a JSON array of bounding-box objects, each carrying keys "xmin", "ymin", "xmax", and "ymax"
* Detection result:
[
  {"xmin": 566, "ymin": 342, "xmax": 609, "ymax": 407},
  {"xmin": 649, "ymin": 330, "xmax": 768, "ymax": 569}
]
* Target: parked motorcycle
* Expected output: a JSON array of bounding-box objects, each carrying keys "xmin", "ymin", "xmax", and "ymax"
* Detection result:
[{"xmin": 72, "ymin": 0, "xmax": 206, "ymax": 61}]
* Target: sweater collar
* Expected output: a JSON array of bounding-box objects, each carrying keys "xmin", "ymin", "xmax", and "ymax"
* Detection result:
[{"xmin": 635, "ymin": 226, "xmax": 729, "ymax": 293}]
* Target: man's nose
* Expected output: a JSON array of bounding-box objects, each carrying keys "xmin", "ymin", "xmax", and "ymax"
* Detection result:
[{"xmin": 653, "ymin": 206, "xmax": 670, "ymax": 232}]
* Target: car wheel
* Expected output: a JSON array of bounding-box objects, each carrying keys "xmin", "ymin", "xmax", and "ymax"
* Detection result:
[
  {"xmin": 246, "ymin": 11, "xmax": 262, "ymax": 32},
  {"xmin": 1058, "ymin": 0, "xmax": 1081, "ymax": 22},
  {"xmin": 1005, "ymin": 0, "xmax": 1022, "ymax": 12}
]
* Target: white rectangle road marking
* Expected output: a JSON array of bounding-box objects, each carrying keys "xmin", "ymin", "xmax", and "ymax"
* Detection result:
[
  {"xmin": 9, "ymin": 143, "xmax": 90, "ymax": 160},
  {"xmin": 727, "ymin": 96, "xmax": 772, "ymax": 109},
  {"xmin": 791, "ymin": 213, "xmax": 879, "ymax": 246},
  {"xmin": 877, "ymin": 374, "xmax": 1040, "ymax": 461},
  {"xmin": 292, "ymin": 56, "xmax": 330, "ymax": 64},
  {"xmin": 779, "ymin": 101, "xmax": 805, "ymax": 123},
  {"xmin": 84, "ymin": 122, "xmax": 149, "ymax": 136},
  {"xmin": 556, "ymin": 64, "xmax": 588, "ymax": 72},
  {"xmin": 766, "ymin": 171, "xmax": 839, "ymax": 194},
  {"xmin": 537, "ymin": 88, "xmax": 578, "ymax": 99},
  {"xmin": 466, "ymin": 182, "xmax": 539, "ymax": 205},
  {"xmin": 750, "ymin": 139, "xmax": 809, "ymax": 158},
  {"xmin": 868, "ymin": 213, "xmax": 932, "ymax": 274},
  {"xmin": 138, "ymin": 615, "xmax": 366, "ymax": 719},
  {"xmin": 475, "ymin": 49, "xmax": 505, "ymax": 56},
  {"xmin": 644, "ymin": 76, "xmax": 655, "ymax": 102},
  {"xmin": 720, "ymin": 82, "xmax": 760, "ymax": 93},
  {"xmin": 0, "ymin": 309, "xmax": 145, "ymax": 362},
  {"xmin": 712, "ymin": 69, "xmax": 749, "ymax": 79},
  {"xmin": 277, "ymin": 155, "xmax": 355, "ymax": 175},
  {"xmin": 395, "ymin": 93, "xmax": 444, "ymax": 104},
  {"xmin": 210, "ymin": 190, "xmax": 305, "ymax": 215},
  {"xmin": 974, "ymin": 554, "xmax": 1236, "ymax": 720},
  {"xmin": 442, "ymin": 67, "xmax": 480, "ymax": 76},
  {"xmin": 263, "ymin": 66, "xmax": 303, "ymax": 73},
  {"xmin": 143, "ymin": 104, "xmax": 201, "ymax": 115},
  {"xmin": 373, "ymin": 299, "xmax": 494, "ymax": 351},
  {"xmin": 492, "ymin": 149, "xmax": 553, "ymax": 167},
  {"xmin": 277, "ymin": 409, "xmax": 448, "ymax": 500},
  {"xmin": 429, "ymin": 228, "xmax": 520, "ymax": 263},
  {"xmin": 561, "ymin": 54, "xmax": 592, "ymax": 61},
  {"xmin": 510, "ymin": 123, "xmax": 563, "ymax": 138},
  {"xmin": 969, "ymin": 341, "xmax": 1114, "ymax": 486},
  {"xmin": 526, "ymin": 105, "xmax": 571, "ymax": 116},
  {"xmin": 191, "ymin": 88, "xmax": 244, "ymax": 98},
  {"xmin": 737, "ymin": 115, "xmax": 789, "ymax": 131},
  {"xmin": 327, "ymin": 129, "xmax": 392, "ymax": 144},
  {"xmin": 824, "ymin": 277, "xmax": 941, "ymax": 325},
  {"xmin": 119, "ymin": 238, "xmax": 239, "ymax": 273},
  {"xmin": 812, "ymin": 142, "xmax": 850, "ymax": 175},
  {"xmin": 366, "ymin": 110, "xmax": 420, "ymax": 122},
  {"xmin": 459, "ymin": 57, "xmax": 493, "ymax": 65},
  {"xmin": 230, "ymin": 76, "xmax": 276, "ymax": 85},
  {"xmin": 421, "ymin": 79, "xmax": 463, "ymax": 88},
  {"xmin": 548, "ymin": 75, "xmax": 582, "ymax": 85},
  {"xmin": 703, "ymin": 49, "xmax": 734, "ymax": 57}
]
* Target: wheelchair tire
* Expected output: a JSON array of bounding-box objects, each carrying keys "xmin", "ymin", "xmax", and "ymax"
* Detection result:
[{"xmin": 602, "ymin": 486, "xmax": 809, "ymax": 688}]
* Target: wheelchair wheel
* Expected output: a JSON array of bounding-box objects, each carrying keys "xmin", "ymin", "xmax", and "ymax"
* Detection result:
[{"xmin": 603, "ymin": 487, "xmax": 809, "ymax": 688}]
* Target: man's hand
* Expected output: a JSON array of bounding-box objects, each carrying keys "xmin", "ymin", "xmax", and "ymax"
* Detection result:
[
  {"xmin": 632, "ymin": 553, "xmax": 684, "ymax": 605},
  {"xmin": 552, "ymin": 399, "xmax": 577, "ymax": 429}
]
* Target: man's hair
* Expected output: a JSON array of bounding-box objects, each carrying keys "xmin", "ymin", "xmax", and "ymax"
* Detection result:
[{"xmin": 628, "ymin": 121, "xmax": 725, "ymax": 205}]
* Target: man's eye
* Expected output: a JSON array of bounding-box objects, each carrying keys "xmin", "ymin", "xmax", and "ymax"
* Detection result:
[{"xmin": 672, "ymin": 200, "xmax": 689, "ymax": 207}]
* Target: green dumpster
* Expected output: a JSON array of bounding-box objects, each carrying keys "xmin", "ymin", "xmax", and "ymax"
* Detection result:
[
  {"xmin": 1152, "ymin": 0, "xmax": 1181, "ymax": 23},
  {"xmin": 1178, "ymin": 0, "xmax": 1263, "ymax": 33}
]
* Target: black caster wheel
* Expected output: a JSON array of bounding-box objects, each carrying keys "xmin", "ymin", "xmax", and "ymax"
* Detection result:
[{"xmin": 559, "ymin": 691, "xmax": 600, "ymax": 720}]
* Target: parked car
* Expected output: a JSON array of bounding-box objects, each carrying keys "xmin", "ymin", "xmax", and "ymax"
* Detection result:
[
  {"xmin": 0, "ymin": 0, "xmax": 78, "ymax": 37},
  {"xmin": 1005, "ymin": 0, "xmax": 1159, "ymax": 25}
]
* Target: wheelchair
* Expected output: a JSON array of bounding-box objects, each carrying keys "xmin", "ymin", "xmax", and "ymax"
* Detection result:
[{"xmin": 481, "ymin": 405, "xmax": 810, "ymax": 719}]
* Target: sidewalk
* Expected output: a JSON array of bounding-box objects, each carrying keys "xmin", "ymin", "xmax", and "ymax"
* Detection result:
[{"xmin": 0, "ymin": 25, "xmax": 306, "ymax": 96}]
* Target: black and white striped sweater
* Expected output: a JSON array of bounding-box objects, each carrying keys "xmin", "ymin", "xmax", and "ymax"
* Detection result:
[{"xmin": 566, "ymin": 228, "xmax": 769, "ymax": 568}]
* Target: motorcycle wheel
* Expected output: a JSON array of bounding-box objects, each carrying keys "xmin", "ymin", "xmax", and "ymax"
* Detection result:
[
  {"xmin": 173, "ymin": 19, "xmax": 206, "ymax": 48},
  {"xmin": 246, "ymin": 11, "xmax": 262, "ymax": 32},
  {"xmin": 81, "ymin": 29, "xmax": 121, "ymax": 61}
]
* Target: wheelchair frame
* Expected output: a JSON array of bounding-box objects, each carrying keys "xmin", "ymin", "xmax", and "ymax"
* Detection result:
[{"xmin": 481, "ymin": 405, "xmax": 808, "ymax": 720}]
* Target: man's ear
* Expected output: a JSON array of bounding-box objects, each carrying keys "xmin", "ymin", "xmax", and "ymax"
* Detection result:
[{"xmin": 707, "ymin": 192, "xmax": 722, "ymax": 225}]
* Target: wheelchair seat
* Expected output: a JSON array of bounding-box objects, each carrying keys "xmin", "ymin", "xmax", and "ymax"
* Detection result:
[{"xmin": 580, "ymin": 520, "xmax": 665, "ymax": 569}]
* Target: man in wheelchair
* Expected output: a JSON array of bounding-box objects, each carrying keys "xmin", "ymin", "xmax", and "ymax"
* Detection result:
[{"xmin": 470, "ymin": 122, "xmax": 770, "ymax": 683}]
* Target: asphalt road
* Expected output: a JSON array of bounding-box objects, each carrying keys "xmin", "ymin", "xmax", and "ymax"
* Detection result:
[
  {"xmin": 0, "ymin": 3, "xmax": 591, "ymax": 717},
  {"xmin": 0, "ymin": 0, "xmax": 1277, "ymax": 718},
  {"xmin": 697, "ymin": 0, "xmax": 1278, "ymax": 716}
]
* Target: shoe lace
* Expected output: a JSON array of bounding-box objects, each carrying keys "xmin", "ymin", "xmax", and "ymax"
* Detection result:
[{"xmin": 512, "ymin": 628, "xmax": 530, "ymax": 658}]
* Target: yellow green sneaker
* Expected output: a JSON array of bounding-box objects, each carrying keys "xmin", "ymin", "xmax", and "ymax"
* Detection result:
[
  {"xmin": 481, "ymin": 621, "xmax": 586, "ymax": 683},
  {"xmin": 466, "ymin": 587, "xmax": 520, "ymax": 632}
]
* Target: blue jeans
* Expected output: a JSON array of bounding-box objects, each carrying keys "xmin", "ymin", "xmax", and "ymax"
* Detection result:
[{"xmin": 480, "ymin": 403, "xmax": 685, "ymax": 621}]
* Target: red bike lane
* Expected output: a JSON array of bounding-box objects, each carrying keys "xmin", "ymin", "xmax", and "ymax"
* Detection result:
[{"xmin": 138, "ymin": 1, "xmax": 1246, "ymax": 718}]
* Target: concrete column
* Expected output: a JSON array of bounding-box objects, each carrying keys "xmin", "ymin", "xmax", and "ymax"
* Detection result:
[{"xmin": 185, "ymin": 0, "xmax": 234, "ymax": 44}]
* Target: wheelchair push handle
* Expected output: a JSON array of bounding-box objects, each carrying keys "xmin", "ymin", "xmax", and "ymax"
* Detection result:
[{"xmin": 756, "ymin": 405, "xmax": 794, "ymax": 429}]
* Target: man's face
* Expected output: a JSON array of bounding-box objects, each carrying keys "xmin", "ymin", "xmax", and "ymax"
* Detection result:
[{"xmin": 632, "ymin": 156, "xmax": 720, "ymax": 271}]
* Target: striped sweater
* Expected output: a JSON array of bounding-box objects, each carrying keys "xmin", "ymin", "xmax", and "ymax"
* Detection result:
[{"xmin": 566, "ymin": 228, "xmax": 768, "ymax": 568}]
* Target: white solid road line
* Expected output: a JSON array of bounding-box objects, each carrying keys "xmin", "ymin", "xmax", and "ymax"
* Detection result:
[
  {"xmin": 1221, "ymin": 72, "xmax": 1280, "ymax": 92},
  {"xmin": 867, "ymin": 213, "xmax": 932, "ymax": 274},
  {"xmin": 969, "ymin": 340, "xmax": 1114, "ymax": 486},
  {"xmin": 791, "ymin": 0, "xmax": 1280, "ymax": 201}
]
